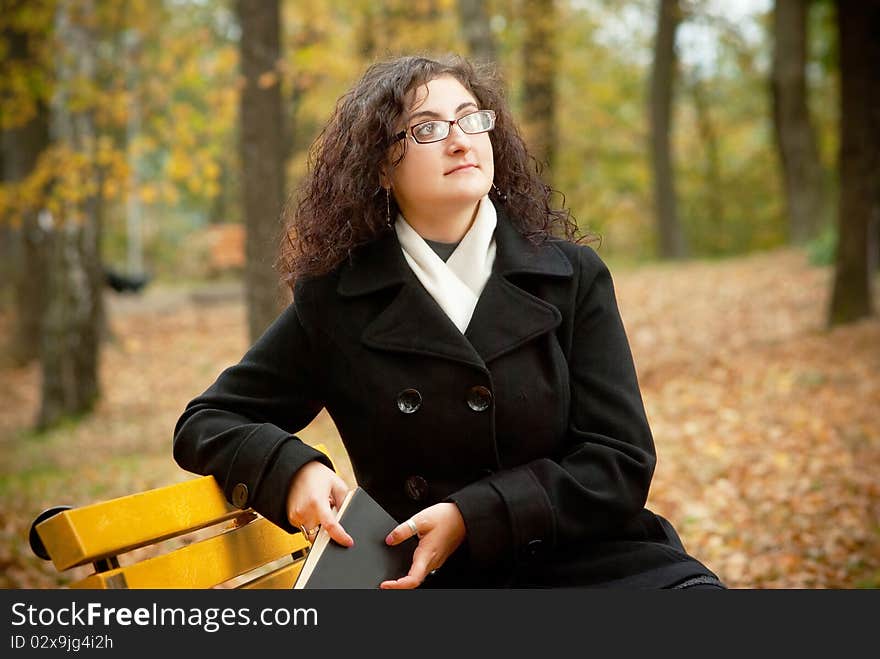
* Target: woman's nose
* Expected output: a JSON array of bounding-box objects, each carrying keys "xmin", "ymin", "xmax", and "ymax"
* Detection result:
[{"xmin": 445, "ymin": 124, "xmax": 472, "ymax": 153}]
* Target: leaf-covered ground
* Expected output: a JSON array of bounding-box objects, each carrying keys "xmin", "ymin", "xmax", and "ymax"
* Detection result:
[{"xmin": 1, "ymin": 247, "xmax": 877, "ymax": 588}]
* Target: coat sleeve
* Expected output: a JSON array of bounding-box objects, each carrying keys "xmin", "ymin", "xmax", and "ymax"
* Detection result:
[
  {"xmin": 446, "ymin": 246, "xmax": 656, "ymax": 570},
  {"xmin": 172, "ymin": 285, "xmax": 333, "ymax": 533}
]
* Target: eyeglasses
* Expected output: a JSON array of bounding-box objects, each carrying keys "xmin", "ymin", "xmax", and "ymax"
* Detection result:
[{"xmin": 394, "ymin": 109, "xmax": 496, "ymax": 145}]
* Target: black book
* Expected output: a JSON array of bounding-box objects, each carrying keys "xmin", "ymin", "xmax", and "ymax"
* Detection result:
[{"xmin": 292, "ymin": 487, "xmax": 417, "ymax": 589}]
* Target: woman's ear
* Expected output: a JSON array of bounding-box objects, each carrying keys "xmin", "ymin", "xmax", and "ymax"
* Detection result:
[
  {"xmin": 380, "ymin": 140, "xmax": 405, "ymax": 188},
  {"xmin": 379, "ymin": 156, "xmax": 398, "ymax": 190}
]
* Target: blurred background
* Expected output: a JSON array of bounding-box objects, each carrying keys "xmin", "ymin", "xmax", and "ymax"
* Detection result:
[{"xmin": 0, "ymin": 0, "xmax": 877, "ymax": 589}]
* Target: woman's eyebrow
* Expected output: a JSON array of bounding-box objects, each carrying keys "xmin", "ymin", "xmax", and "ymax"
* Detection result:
[{"xmin": 407, "ymin": 101, "xmax": 478, "ymax": 123}]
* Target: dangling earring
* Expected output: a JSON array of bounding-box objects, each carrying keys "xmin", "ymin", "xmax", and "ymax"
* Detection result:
[
  {"xmin": 385, "ymin": 188, "xmax": 392, "ymax": 228},
  {"xmin": 492, "ymin": 182, "xmax": 507, "ymax": 201}
]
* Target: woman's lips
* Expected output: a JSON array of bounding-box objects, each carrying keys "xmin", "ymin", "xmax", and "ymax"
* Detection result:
[{"xmin": 445, "ymin": 164, "xmax": 478, "ymax": 175}]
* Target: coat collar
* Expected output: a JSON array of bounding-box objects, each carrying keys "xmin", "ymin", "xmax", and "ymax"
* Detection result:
[
  {"xmin": 337, "ymin": 210, "xmax": 573, "ymax": 369},
  {"xmin": 338, "ymin": 210, "xmax": 572, "ymax": 295}
]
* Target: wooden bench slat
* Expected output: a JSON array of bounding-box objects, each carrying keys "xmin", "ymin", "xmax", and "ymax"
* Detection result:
[
  {"xmin": 239, "ymin": 560, "xmax": 303, "ymax": 590},
  {"xmin": 69, "ymin": 517, "xmax": 309, "ymax": 589},
  {"xmin": 36, "ymin": 476, "xmax": 236, "ymax": 570}
]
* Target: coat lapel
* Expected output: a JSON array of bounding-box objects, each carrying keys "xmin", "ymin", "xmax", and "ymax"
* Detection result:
[
  {"xmin": 338, "ymin": 226, "xmax": 486, "ymax": 369},
  {"xmin": 337, "ymin": 210, "xmax": 573, "ymax": 369},
  {"xmin": 465, "ymin": 216, "xmax": 572, "ymax": 362}
]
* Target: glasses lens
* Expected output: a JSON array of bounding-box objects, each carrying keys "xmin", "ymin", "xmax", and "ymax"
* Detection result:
[
  {"xmin": 409, "ymin": 111, "xmax": 494, "ymax": 143},
  {"xmin": 412, "ymin": 121, "xmax": 449, "ymax": 143},
  {"xmin": 459, "ymin": 111, "xmax": 494, "ymax": 134}
]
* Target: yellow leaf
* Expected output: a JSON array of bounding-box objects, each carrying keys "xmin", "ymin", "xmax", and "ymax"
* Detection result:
[
  {"xmin": 772, "ymin": 452, "xmax": 790, "ymax": 469},
  {"xmin": 104, "ymin": 179, "xmax": 119, "ymax": 200},
  {"xmin": 203, "ymin": 160, "xmax": 220, "ymax": 180},
  {"xmin": 140, "ymin": 184, "xmax": 158, "ymax": 204}
]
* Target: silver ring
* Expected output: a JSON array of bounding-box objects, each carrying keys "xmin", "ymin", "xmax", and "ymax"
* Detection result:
[
  {"xmin": 300, "ymin": 524, "xmax": 320, "ymax": 539},
  {"xmin": 406, "ymin": 518, "xmax": 419, "ymax": 538}
]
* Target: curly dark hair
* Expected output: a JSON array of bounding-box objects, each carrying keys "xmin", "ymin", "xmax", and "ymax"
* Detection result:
[{"xmin": 278, "ymin": 53, "xmax": 585, "ymax": 289}]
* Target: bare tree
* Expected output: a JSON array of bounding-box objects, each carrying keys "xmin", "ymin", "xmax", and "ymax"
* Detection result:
[
  {"xmin": 457, "ymin": 0, "xmax": 496, "ymax": 65},
  {"xmin": 123, "ymin": 27, "xmax": 145, "ymax": 279},
  {"xmin": 521, "ymin": 0, "xmax": 557, "ymax": 181},
  {"xmin": 685, "ymin": 66, "xmax": 724, "ymax": 238},
  {"xmin": 356, "ymin": 1, "xmax": 380, "ymax": 59},
  {"xmin": 1, "ymin": 12, "xmax": 50, "ymax": 365},
  {"xmin": 237, "ymin": 0, "xmax": 287, "ymax": 341},
  {"xmin": 650, "ymin": 0, "xmax": 687, "ymax": 259},
  {"xmin": 38, "ymin": 0, "xmax": 103, "ymax": 429},
  {"xmin": 829, "ymin": 0, "xmax": 879, "ymax": 325},
  {"xmin": 772, "ymin": 0, "xmax": 827, "ymax": 243}
]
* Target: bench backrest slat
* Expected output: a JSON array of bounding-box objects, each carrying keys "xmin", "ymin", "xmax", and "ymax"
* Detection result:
[
  {"xmin": 37, "ymin": 475, "xmax": 238, "ymax": 571},
  {"xmin": 69, "ymin": 516, "xmax": 309, "ymax": 589},
  {"xmin": 239, "ymin": 560, "xmax": 303, "ymax": 589}
]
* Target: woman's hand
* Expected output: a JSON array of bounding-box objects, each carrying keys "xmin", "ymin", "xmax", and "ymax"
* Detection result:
[
  {"xmin": 286, "ymin": 460, "xmax": 353, "ymax": 547},
  {"xmin": 379, "ymin": 502, "xmax": 466, "ymax": 589}
]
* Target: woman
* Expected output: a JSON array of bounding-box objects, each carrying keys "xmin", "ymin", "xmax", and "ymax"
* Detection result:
[{"xmin": 173, "ymin": 54, "xmax": 724, "ymax": 589}]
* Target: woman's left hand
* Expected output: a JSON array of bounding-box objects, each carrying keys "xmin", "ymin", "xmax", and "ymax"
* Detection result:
[{"xmin": 379, "ymin": 502, "xmax": 466, "ymax": 589}]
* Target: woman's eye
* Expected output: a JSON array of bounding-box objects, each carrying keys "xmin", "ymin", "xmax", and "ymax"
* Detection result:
[
  {"xmin": 414, "ymin": 122, "xmax": 437, "ymax": 138},
  {"xmin": 460, "ymin": 116, "xmax": 477, "ymax": 131}
]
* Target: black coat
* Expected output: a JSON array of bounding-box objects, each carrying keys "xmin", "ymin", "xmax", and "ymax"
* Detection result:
[{"xmin": 173, "ymin": 211, "xmax": 722, "ymax": 588}]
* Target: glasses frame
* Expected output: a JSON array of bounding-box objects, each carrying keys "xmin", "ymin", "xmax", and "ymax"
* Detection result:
[{"xmin": 393, "ymin": 109, "xmax": 496, "ymax": 145}]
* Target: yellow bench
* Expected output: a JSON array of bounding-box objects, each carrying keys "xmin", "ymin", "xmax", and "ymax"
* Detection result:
[{"xmin": 28, "ymin": 445, "xmax": 333, "ymax": 589}]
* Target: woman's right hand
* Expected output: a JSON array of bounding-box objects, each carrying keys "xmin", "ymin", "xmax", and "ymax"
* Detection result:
[{"xmin": 286, "ymin": 460, "xmax": 354, "ymax": 547}]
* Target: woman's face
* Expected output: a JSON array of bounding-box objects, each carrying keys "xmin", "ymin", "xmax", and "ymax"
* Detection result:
[{"xmin": 385, "ymin": 75, "xmax": 494, "ymax": 217}]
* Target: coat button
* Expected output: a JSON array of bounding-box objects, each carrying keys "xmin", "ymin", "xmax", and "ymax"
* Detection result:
[
  {"xmin": 396, "ymin": 388, "xmax": 422, "ymax": 414},
  {"xmin": 466, "ymin": 385, "xmax": 492, "ymax": 412},
  {"xmin": 524, "ymin": 539, "xmax": 544, "ymax": 559},
  {"xmin": 231, "ymin": 483, "xmax": 249, "ymax": 509},
  {"xmin": 404, "ymin": 475, "xmax": 429, "ymax": 501}
]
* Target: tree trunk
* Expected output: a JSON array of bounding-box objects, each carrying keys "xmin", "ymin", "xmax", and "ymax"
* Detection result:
[
  {"xmin": 521, "ymin": 0, "xmax": 557, "ymax": 182},
  {"xmin": 829, "ymin": 0, "xmax": 879, "ymax": 326},
  {"xmin": 11, "ymin": 191, "xmax": 50, "ymax": 366},
  {"xmin": 284, "ymin": 19, "xmax": 320, "ymax": 168},
  {"xmin": 686, "ymin": 68, "xmax": 725, "ymax": 240},
  {"xmin": 457, "ymin": 0, "xmax": 496, "ymax": 65},
  {"xmin": 649, "ymin": 0, "xmax": 687, "ymax": 259},
  {"xmin": 1, "ymin": 22, "xmax": 50, "ymax": 366},
  {"xmin": 356, "ymin": 3, "xmax": 379, "ymax": 59},
  {"xmin": 124, "ymin": 28, "xmax": 145, "ymax": 279},
  {"xmin": 38, "ymin": 0, "xmax": 103, "ymax": 429},
  {"xmin": 772, "ymin": 0, "xmax": 827, "ymax": 243},
  {"xmin": 238, "ymin": 0, "xmax": 287, "ymax": 342}
]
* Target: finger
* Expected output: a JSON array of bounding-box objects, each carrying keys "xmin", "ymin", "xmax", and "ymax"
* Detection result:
[
  {"xmin": 296, "ymin": 520, "xmax": 321, "ymax": 540},
  {"xmin": 289, "ymin": 497, "xmax": 323, "ymax": 531},
  {"xmin": 380, "ymin": 554, "xmax": 432, "ymax": 590},
  {"xmin": 318, "ymin": 504, "xmax": 354, "ymax": 547},
  {"xmin": 380, "ymin": 575, "xmax": 421, "ymax": 589},
  {"xmin": 385, "ymin": 517, "xmax": 421, "ymax": 546},
  {"xmin": 408, "ymin": 552, "xmax": 433, "ymax": 581},
  {"xmin": 330, "ymin": 482, "xmax": 349, "ymax": 512}
]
